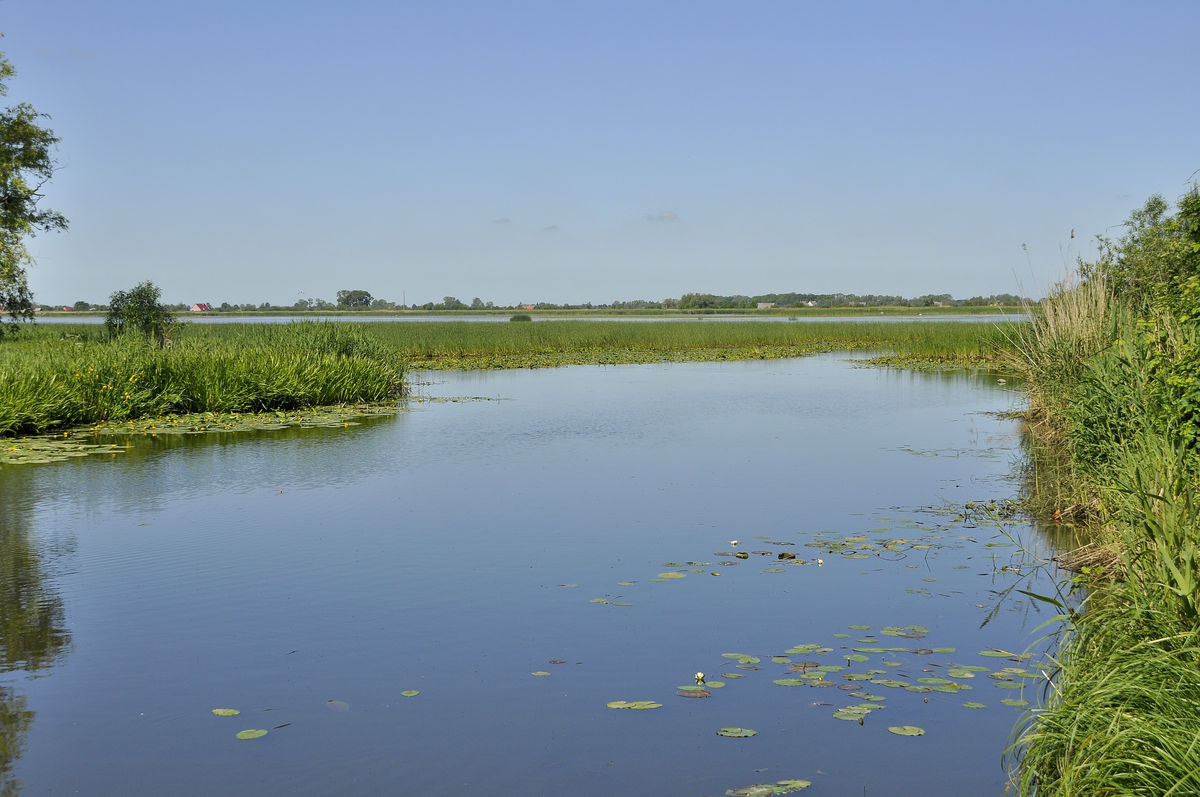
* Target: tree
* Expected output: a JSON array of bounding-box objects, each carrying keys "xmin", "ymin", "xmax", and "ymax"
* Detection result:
[
  {"xmin": 0, "ymin": 46, "xmax": 67, "ymax": 335},
  {"xmin": 336, "ymin": 289, "xmax": 373, "ymax": 308},
  {"xmin": 105, "ymin": 281, "xmax": 176, "ymax": 346}
]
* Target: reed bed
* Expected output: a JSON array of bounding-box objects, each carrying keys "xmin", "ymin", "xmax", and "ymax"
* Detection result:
[
  {"xmin": 1, "ymin": 318, "xmax": 1012, "ymax": 437},
  {"xmin": 0, "ymin": 323, "xmax": 404, "ymax": 436},
  {"xmin": 1009, "ymin": 279, "xmax": 1200, "ymax": 793},
  {"xmin": 362, "ymin": 319, "xmax": 1017, "ymax": 368}
]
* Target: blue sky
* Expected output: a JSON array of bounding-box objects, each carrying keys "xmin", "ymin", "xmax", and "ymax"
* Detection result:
[{"xmin": 3, "ymin": 0, "xmax": 1197, "ymax": 306}]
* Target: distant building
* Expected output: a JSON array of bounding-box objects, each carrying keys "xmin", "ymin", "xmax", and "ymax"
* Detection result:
[
  {"xmin": 757, "ymin": 302, "xmax": 776, "ymax": 309},
  {"xmin": 190, "ymin": 303, "xmax": 213, "ymax": 312},
  {"xmin": 520, "ymin": 304, "xmax": 536, "ymax": 311}
]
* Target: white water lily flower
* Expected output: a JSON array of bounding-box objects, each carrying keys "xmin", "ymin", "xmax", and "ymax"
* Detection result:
[{"xmin": 695, "ymin": 672, "xmax": 705, "ymax": 684}]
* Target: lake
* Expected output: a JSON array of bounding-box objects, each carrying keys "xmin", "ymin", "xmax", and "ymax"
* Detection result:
[{"xmin": 0, "ymin": 354, "xmax": 1060, "ymax": 796}]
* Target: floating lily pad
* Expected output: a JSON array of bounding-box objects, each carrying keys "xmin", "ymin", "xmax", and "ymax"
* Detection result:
[
  {"xmin": 1001, "ymin": 698, "xmax": 1030, "ymax": 707},
  {"xmin": 706, "ymin": 681, "xmax": 726, "ymax": 689},
  {"xmin": 616, "ymin": 581, "xmax": 635, "ymax": 586},
  {"xmin": 531, "ymin": 671, "xmax": 551, "ymax": 677},
  {"xmin": 717, "ymin": 727, "xmax": 757, "ymax": 738},
  {"xmin": 728, "ymin": 778, "xmax": 812, "ymax": 795},
  {"xmin": 962, "ymin": 702, "xmax": 987, "ymax": 709},
  {"xmin": 847, "ymin": 624, "xmax": 871, "ymax": 630},
  {"xmin": 770, "ymin": 656, "xmax": 791, "ymax": 664},
  {"xmin": 211, "ymin": 708, "xmax": 240, "ymax": 717},
  {"xmin": 677, "ymin": 687, "xmax": 712, "ymax": 698},
  {"xmin": 657, "ymin": 572, "xmax": 686, "ymax": 579},
  {"xmin": 589, "ymin": 598, "xmax": 611, "ymax": 604},
  {"xmin": 722, "ymin": 653, "xmax": 761, "ymax": 664},
  {"xmin": 844, "ymin": 654, "xmax": 869, "ymax": 663},
  {"xmin": 773, "ymin": 679, "xmax": 808, "ymax": 687},
  {"xmin": 723, "ymin": 673, "xmax": 745, "ymax": 679},
  {"xmin": 930, "ymin": 647, "xmax": 956, "ymax": 654},
  {"xmin": 401, "ymin": 690, "xmax": 420, "ymax": 697},
  {"xmin": 994, "ymin": 681, "xmax": 1023, "ymax": 690},
  {"xmin": 607, "ymin": 700, "xmax": 661, "ymax": 710},
  {"xmin": 887, "ymin": 725, "xmax": 925, "ymax": 736},
  {"xmin": 326, "ymin": 699, "xmax": 350, "ymax": 711},
  {"xmin": 236, "ymin": 729, "xmax": 268, "ymax": 740}
]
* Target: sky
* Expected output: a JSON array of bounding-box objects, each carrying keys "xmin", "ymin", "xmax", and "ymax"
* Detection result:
[{"xmin": 2, "ymin": 0, "xmax": 1198, "ymax": 307}]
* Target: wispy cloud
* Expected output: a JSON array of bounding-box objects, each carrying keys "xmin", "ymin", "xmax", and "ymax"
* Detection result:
[
  {"xmin": 540, "ymin": 224, "xmax": 559, "ymax": 233},
  {"xmin": 647, "ymin": 210, "xmax": 679, "ymax": 222}
]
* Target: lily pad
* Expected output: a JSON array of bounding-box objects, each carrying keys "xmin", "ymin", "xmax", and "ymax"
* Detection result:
[
  {"xmin": 401, "ymin": 690, "xmax": 420, "ymax": 697},
  {"xmin": 717, "ymin": 727, "xmax": 757, "ymax": 738},
  {"xmin": 1000, "ymin": 698, "xmax": 1030, "ymax": 707},
  {"xmin": 657, "ymin": 572, "xmax": 686, "ymax": 579},
  {"xmin": 531, "ymin": 671, "xmax": 551, "ymax": 677},
  {"xmin": 326, "ymin": 699, "xmax": 350, "ymax": 712},
  {"xmin": 722, "ymin": 653, "xmax": 761, "ymax": 664},
  {"xmin": 887, "ymin": 725, "xmax": 925, "ymax": 736},
  {"xmin": 236, "ymin": 729, "xmax": 268, "ymax": 740},
  {"xmin": 211, "ymin": 708, "xmax": 240, "ymax": 717},
  {"xmin": 607, "ymin": 700, "xmax": 662, "ymax": 710},
  {"xmin": 728, "ymin": 779, "xmax": 812, "ymax": 795},
  {"xmin": 962, "ymin": 702, "xmax": 987, "ymax": 709}
]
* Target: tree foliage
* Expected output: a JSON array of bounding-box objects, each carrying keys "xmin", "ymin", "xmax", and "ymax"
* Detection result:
[
  {"xmin": 0, "ymin": 46, "xmax": 67, "ymax": 334},
  {"xmin": 106, "ymin": 281, "xmax": 176, "ymax": 345},
  {"xmin": 336, "ymin": 289, "xmax": 373, "ymax": 309},
  {"xmin": 1083, "ymin": 186, "xmax": 1200, "ymax": 316}
]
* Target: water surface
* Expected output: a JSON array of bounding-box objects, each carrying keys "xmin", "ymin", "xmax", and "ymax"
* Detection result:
[{"xmin": 0, "ymin": 355, "xmax": 1056, "ymax": 795}]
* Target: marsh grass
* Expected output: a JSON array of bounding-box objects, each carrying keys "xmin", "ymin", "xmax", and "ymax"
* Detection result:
[
  {"xmin": 363, "ymin": 319, "xmax": 1017, "ymax": 369},
  {"xmin": 1009, "ymin": 276, "xmax": 1200, "ymax": 793},
  {"xmin": 2, "ymin": 318, "xmax": 1013, "ymax": 436},
  {"xmin": 0, "ymin": 322, "xmax": 404, "ymax": 436}
]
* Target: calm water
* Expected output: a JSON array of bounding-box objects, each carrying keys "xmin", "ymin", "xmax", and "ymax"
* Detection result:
[{"xmin": 0, "ymin": 356, "xmax": 1059, "ymax": 796}]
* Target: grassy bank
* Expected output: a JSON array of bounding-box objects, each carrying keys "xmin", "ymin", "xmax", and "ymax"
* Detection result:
[
  {"xmin": 1, "ymin": 318, "xmax": 1013, "ymax": 437},
  {"xmin": 0, "ymin": 322, "xmax": 404, "ymax": 436},
  {"xmin": 1008, "ymin": 188, "xmax": 1200, "ymax": 794}
]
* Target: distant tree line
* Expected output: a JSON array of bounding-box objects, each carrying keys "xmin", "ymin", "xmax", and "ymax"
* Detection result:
[{"xmin": 46, "ymin": 290, "xmax": 1031, "ymax": 313}]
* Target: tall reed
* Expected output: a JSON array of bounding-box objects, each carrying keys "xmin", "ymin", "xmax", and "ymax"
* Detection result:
[{"xmin": 0, "ymin": 322, "xmax": 404, "ymax": 436}]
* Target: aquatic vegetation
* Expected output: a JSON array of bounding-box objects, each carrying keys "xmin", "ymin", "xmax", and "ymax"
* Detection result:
[
  {"xmin": 887, "ymin": 725, "xmax": 925, "ymax": 736},
  {"xmin": 0, "ymin": 323, "xmax": 405, "ymax": 437},
  {"xmin": 606, "ymin": 700, "xmax": 661, "ymax": 710},
  {"xmin": 716, "ymin": 727, "xmax": 757, "ymax": 738},
  {"xmin": 726, "ymin": 777, "xmax": 812, "ymax": 795},
  {"xmin": 235, "ymin": 729, "xmax": 268, "ymax": 740}
]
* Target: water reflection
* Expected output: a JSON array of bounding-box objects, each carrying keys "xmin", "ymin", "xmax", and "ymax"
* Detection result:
[{"xmin": 0, "ymin": 471, "xmax": 71, "ymax": 795}]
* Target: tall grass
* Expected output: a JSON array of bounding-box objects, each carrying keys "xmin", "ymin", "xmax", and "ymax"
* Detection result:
[
  {"xmin": 1010, "ymin": 278, "xmax": 1200, "ymax": 793},
  {"xmin": 363, "ymin": 319, "xmax": 1017, "ymax": 367},
  {"xmin": 0, "ymin": 323, "xmax": 404, "ymax": 436}
]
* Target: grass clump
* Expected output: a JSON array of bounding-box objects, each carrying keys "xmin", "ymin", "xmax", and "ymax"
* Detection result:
[{"xmin": 0, "ymin": 322, "xmax": 404, "ymax": 436}]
